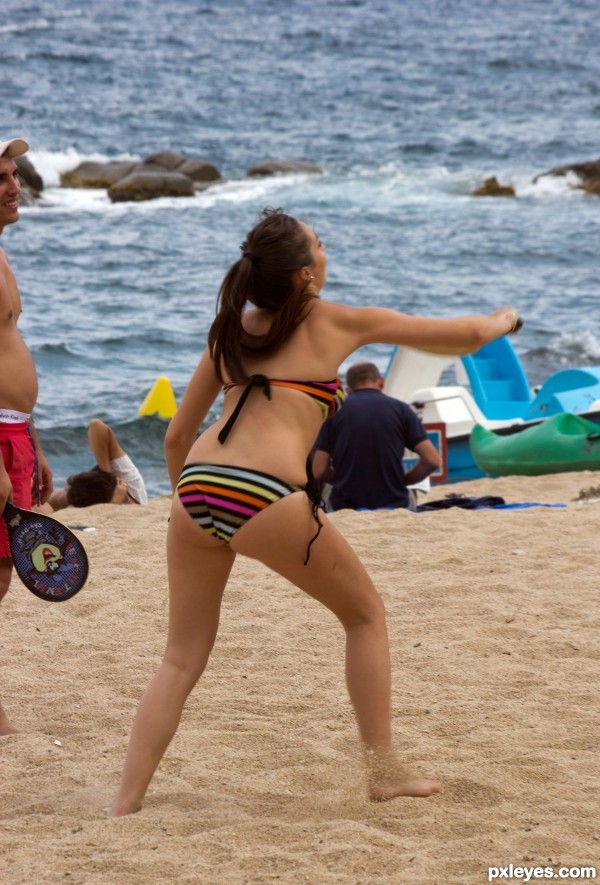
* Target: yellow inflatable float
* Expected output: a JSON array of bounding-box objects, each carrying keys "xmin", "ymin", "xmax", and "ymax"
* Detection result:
[{"xmin": 138, "ymin": 376, "xmax": 177, "ymax": 419}]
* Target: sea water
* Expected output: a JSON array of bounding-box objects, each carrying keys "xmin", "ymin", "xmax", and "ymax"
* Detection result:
[{"xmin": 2, "ymin": 0, "xmax": 599, "ymax": 495}]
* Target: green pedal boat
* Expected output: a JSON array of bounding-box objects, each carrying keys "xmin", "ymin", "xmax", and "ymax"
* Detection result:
[{"xmin": 470, "ymin": 412, "xmax": 600, "ymax": 476}]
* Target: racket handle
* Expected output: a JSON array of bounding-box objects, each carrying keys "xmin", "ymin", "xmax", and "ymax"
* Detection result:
[{"xmin": 2, "ymin": 501, "xmax": 20, "ymax": 522}]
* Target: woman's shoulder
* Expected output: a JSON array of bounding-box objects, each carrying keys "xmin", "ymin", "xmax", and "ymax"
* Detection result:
[
  {"xmin": 310, "ymin": 298, "xmax": 359, "ymax": 322},
  {"xmin": 310, "ymin": 297, "xmax": 375, "ymax": 331}
]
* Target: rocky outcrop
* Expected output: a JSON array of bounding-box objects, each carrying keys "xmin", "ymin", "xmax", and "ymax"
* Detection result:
[
  {"xmin": 56, "ymin": 153, "xmax": 323, "ymax": 202},
  {"xmin": 16, "ymin": 156, "xmax": 44, "ymax": 192},
  {"xmin": 60, "ymin": 151, "xmax": 222, "ymax": 202},
  {"xmin": 60, "ymin": 161, "xmax": 137, "ymax": 189},
  {"xmin": 136, "ymin": 151, "xmax": 216, "ymax": 178},
  {"xmin": 107, "ymin": 170, "xmax": 196, "ymax": 202},
  {"xmin": 471, "ymin": 176, "xmax": 516, "ymax": 197},
  {"xmin": 533, "ymin": 159, "xmax": 600, "ymax": 196},
  {"xmin": 13, "ymin": 149, "xmax": 325, "ymax": 204},
  {"xmin": 246, "ymin": 160, "xmax": 323, "ymax": 176},
  {"xmin": 16, "ymin": 149, "xmax": 600, "ymax": 208},
  {"xmin": 15, "ymin": 155, "xmax": 44, "ymax": 205},
  {"xmin": 177, "ymin": 158, "xmax": 221, "ymax": 184},
  {"xmin": 471, "ymin": 159, "xmax": 600, "ymax": 199}
]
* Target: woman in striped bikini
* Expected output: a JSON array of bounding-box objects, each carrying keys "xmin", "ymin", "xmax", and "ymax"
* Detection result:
[{"xmin": 109, "ymin": 208, "xmax": 522, "ymax": 816}]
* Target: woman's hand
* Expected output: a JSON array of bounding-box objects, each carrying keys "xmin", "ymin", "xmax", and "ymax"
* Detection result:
[{"xmin": 489, "ymin": 307, "xmax": 523, "ymax": 335}]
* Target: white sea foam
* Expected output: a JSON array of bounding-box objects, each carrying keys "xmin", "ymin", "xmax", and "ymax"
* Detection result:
[
  {"xmin": 24, "ymin": 153, "xmax": 330, "ymax": 215},
  {"xmin": 0, "ymin": 19, "xmax": 50, "ymax": 34},
  {"xmin": 549, "ymin": 330, "xmax": 600, "ymax": 365},
  {"xmin": 23, "ymin": 149, "xmax": 592, "ymax": 218},
  {"xmin": 28, "ymin": 149, "xmax": 139, "ymax": 189},
  {"xmin": 517, "ymin": 170, "xmax": 587, "ymax": 199}
]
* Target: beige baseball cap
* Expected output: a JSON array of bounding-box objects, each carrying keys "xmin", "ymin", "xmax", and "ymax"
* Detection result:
[{"xmin": 0, "ymin": 138, "xmax": 29, "ymax": 158}]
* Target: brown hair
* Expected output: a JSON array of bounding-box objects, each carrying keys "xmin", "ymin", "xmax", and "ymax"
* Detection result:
[
  {"xmin": 66, "ymin": 467, "xmax": 117, "ymax": 507},
  {"xmin": 208, "ymin": 208, "xmax": 315, "ymax": 382},
  {"xmin": 345, "ymin": 361, "xmax": 382, "ymax": 389}
]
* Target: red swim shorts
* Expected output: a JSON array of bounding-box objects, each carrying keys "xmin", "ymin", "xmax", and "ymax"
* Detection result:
[{"xmin": 0, "ymin": 422, "xmax": 36, "ymax": 559}]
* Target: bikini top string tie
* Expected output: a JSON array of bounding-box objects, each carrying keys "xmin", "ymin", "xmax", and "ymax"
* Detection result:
[{"xmin": 218, "ymin": 374, "xmax": 272, "ymax": 444}]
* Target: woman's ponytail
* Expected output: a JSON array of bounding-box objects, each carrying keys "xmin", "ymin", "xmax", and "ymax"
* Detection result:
[{"xmin": 208, "ymin": 208, "xmax": 314, "ymax": 383}]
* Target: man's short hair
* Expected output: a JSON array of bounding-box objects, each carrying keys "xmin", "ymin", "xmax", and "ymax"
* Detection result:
[
  {"xmin": 345, "ymin": 361, "xmax": 382, "ymax": 390},
  {"xmin": 66, "ymin": 466, "xmax": 117, "ymax": 507}
]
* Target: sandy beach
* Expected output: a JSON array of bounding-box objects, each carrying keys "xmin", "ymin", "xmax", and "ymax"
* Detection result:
[{"xmin": 1, "ymin": 471, "xmax": 599, "ymax": 884}]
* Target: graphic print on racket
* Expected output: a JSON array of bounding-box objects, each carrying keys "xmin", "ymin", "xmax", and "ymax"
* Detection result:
[{"xmin": 2, "ymin": 502, "xmax": 89, "ymax": 601}]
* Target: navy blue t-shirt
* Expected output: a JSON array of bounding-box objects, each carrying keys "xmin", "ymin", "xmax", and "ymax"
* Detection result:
[{"xmin": 314, "ymin": 388, "xmax": 428, "ymax": 510}]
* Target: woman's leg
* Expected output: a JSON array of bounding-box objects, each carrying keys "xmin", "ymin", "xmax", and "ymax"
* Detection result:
[
  {"xmin": 109, "ymin": 498, "xmax": 236, "ymax": 817},
  {"xmin": 231, "ymin": 493, "xmax": 440, "ymax": 800}
]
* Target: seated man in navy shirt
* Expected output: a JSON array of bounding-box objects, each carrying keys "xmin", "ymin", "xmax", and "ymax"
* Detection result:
[{"xmin": 312, "ymin": 361, "xmax": 440, "ymax": 511}]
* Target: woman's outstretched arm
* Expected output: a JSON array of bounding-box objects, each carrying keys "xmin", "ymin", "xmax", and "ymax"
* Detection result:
[{"xmin": 327, "ymin": 302, "xmax": 522, "ymax": 356}]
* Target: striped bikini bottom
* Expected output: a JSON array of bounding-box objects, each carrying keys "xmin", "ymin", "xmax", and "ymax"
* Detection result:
[{"xmin": 176, "ymin": 463, "xmax": 323, "ymax": 565}]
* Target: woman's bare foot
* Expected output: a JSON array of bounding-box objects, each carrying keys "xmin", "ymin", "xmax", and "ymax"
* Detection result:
[
  {"xmin": 0, "ymin": 707, "xmax": 18, "ymax": 736},
  {"xmin": 369, "ymin": 773, "xmax": 441, "ymax": 801},
  {"xmin": 107, "ymin": 798, "xmax": 142, "ymax": 818},
  {"xmin": 364, "ymin": 747, "xmax": 441, "ymax": 801},
  {"xmin": 0, "ymin": 721, "xmax": 18, "ymax": 736}
]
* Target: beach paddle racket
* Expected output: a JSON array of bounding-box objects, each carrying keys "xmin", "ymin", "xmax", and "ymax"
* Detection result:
[{"xmin": 2, "ymin": 502, "xmax": 89, "ymax": 602}]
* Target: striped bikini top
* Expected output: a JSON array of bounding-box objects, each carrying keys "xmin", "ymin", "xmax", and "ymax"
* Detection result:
[{"xmin": 219, "ymin": 374, "xmax": 345, "ymax": 444}]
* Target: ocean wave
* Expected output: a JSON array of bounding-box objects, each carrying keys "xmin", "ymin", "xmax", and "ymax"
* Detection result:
[
  {"xmin": 0, "ymin": 18, "xmax": 50, "ymax": 35},
  {"xmin": 544, "ymin": 330, "xmax": 600, "ymax": 365},
  {"xmin": 27, "ymin": 148, "xmax": 139, "ymax": 189},
  {"xmin": 36, "ymin": 415, "xmax": 203, "ymax": 499},
  {"xmin": 23, "ymin": 149, "xmax": 595, "ymax": 221},
  {"xmin": 517, "ymin": 171, "xmax": 591, "ymax": 199}
]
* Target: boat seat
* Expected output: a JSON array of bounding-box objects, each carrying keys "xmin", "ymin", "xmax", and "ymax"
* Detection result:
[
  {"xmin": 460, "ymin": 338, "xmax": 532, "ymax": 420},
  {"xmin": 525, "ymin": 366, "xmax": 600, "ymax": 420}
]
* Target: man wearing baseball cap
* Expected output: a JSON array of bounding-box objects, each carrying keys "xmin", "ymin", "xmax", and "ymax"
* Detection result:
[{"xmin": 0, "ymin": 137, "xmax": 53, "ymax": 734}]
